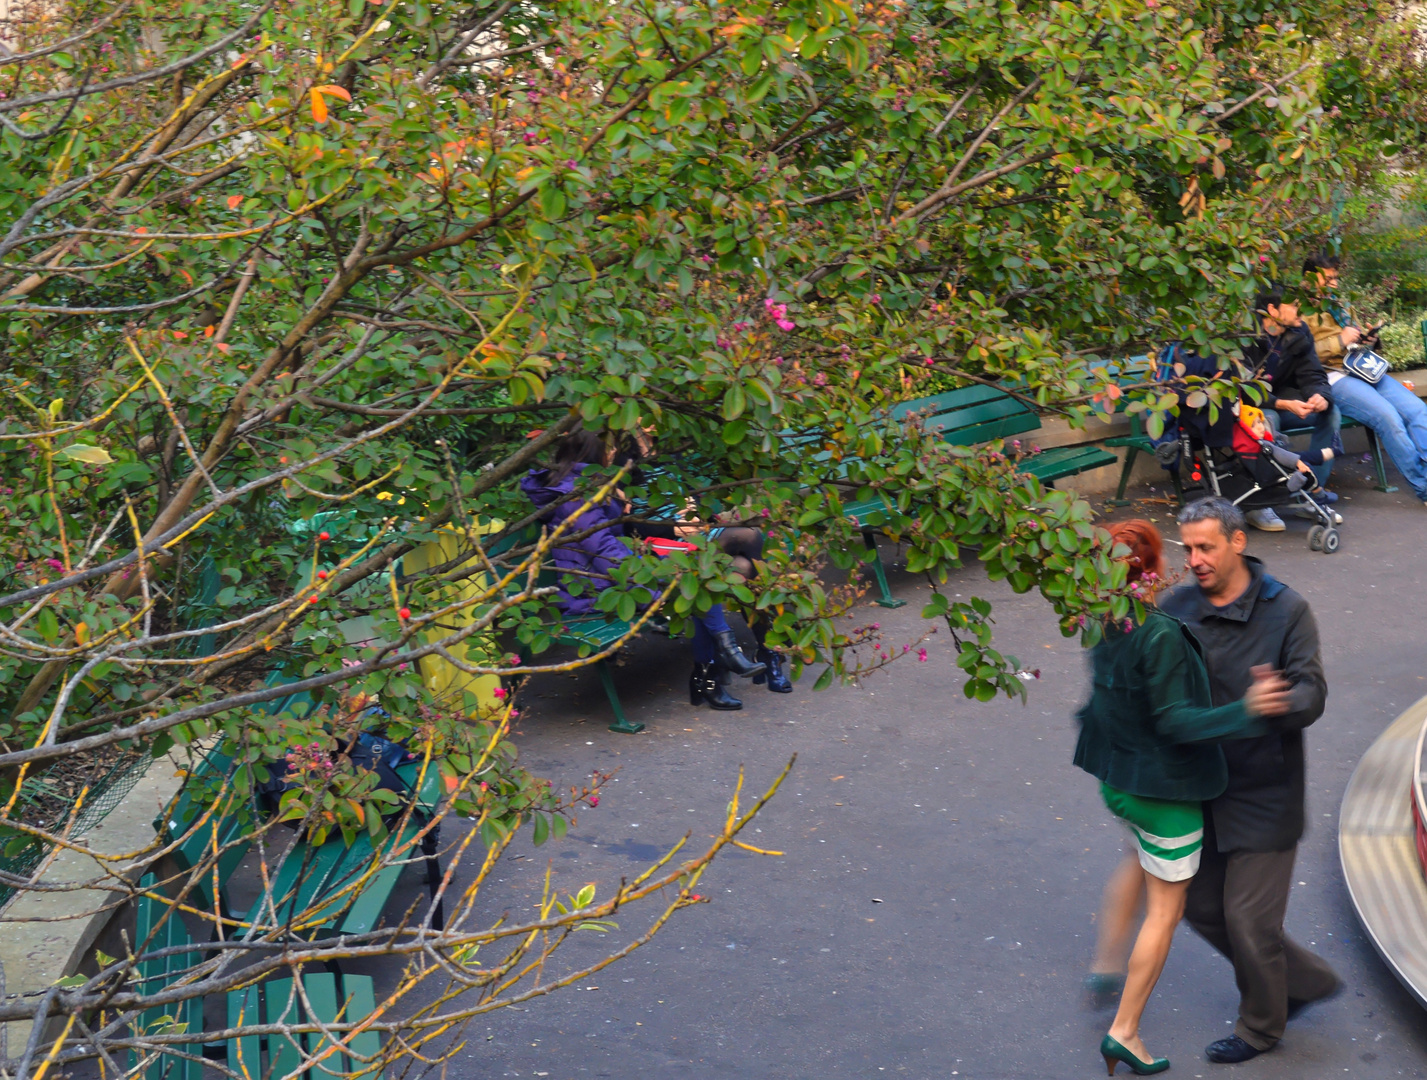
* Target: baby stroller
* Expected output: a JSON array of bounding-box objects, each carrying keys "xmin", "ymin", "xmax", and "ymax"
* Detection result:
[{"xmin": 1154, "ymin": 345, "xmax": 1344, "ymax": 554}]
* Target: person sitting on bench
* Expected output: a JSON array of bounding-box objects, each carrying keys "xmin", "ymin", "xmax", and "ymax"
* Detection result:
[
  {"xmin": 1300, "ymin": 251, "xmax": 1427, "ymax": 509},
  {"xmin": 520, "ymin": 426, "xmax": 768, "ymax": 711},
  {"xmin": 613, "ymin": 424, "xmax": 792, "ymax": 696},
  {"xmin": 1239, "ymin": 286, "xmax": 1342, "ymax": 531}
]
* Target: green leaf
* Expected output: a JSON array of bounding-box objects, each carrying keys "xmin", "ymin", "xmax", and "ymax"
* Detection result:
[{"xmin": 722, "ymin": 384, "xmax": 746, "ymax": 421}]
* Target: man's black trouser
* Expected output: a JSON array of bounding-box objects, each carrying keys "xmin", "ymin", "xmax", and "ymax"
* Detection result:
[{"xmin": 1184, "ymin": 830, "xmax": 1339, "ymax": 1049}]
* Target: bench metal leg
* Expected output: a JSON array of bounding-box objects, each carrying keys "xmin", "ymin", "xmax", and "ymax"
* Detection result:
[
  {"xmin": 1363, "ymin": 427, "xmax": 1398, "ymax": 493},
  {"xmin": 421, "ymin": 822, "xmax": 446, "ymax": 930},
  {"xmin": 1107, "ymin": 447, "xmax": 1139, "ymax": 507},
  {"xmin": 862, "ymin": 529, "xmax": 905, "ymax": 609},
  {"xmin": 596, "ymin": 658, "xmax": 644, "ymax": 734}
]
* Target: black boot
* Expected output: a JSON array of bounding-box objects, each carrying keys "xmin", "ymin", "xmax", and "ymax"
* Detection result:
[
  {"xmin": 752, "ymin": 647, "xmax": 792, "ymax": 693},
  {"xmin": 689, "ymin": 662, "xmax": 742, "ymax": 710},
  {"xmin": 711, "ymin": 629, "xmax": 765, "ymax": 678}
]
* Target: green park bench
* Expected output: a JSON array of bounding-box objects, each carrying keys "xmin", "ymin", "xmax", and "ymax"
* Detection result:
[
  {"xmin": 837, "ymin": 384, "xmax": 1117, "ymax": 607},
  {"xmin": 159, "ymin": 736, "xmax": 447, "ymax": 945},
  {"xmin": 130, "ymin": 883, "xmax": 382, "ymax": 1080},
  {"xmin": 131, "ymin": 877, "xmax": 204, "ymax": 1080}
]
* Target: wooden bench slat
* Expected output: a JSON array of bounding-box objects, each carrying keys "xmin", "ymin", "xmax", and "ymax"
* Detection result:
[
  {"xmin": 301, "ymin": 972, "xmax": 344, "ymax": 1070},
  {"xmin": 227, "ymin": 986, "xmax": 262, "ymax": 1080},
  {"xmin": 1021, "ymin": 445, "xmax": 1118, "ymax": 481},
  {"xmin": 342, "ymin": 975, "xmax": 383, "ymax": 1080},
  {"xmin": 264, "ymin": 978, "xmax": 303, "ymax": 1080}
]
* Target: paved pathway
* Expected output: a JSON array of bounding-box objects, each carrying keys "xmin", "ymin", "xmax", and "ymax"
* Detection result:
[{"xmin": 409, "ymin": 459, "xmax": 1427, "ymax": 1078}]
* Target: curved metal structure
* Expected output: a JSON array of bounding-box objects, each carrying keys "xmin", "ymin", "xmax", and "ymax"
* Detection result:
[{"xmin": 1340, "ymin": 693, "xmax": 1427, "ymax": 1008}]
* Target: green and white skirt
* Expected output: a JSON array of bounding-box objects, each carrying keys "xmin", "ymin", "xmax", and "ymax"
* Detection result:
[{"xmin": 1100, "ymin": 782, "xmax": 1204, "ymax": 882}]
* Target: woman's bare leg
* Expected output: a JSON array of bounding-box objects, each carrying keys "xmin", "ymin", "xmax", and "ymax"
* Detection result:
[
  {"xmin": 1092, "ymin": 851, "xmax": 1145, "ymax": 976},
  {"xmin": 1107, "ymin": 872, "xmax": 1191, "ymax": 1062}
]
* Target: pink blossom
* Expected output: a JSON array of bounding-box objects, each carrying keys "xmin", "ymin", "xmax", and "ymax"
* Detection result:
[
  {"xmin": 45, "ymin": 558, "xmax": 64, "ymax": 571},
  {"xmin": 869, "ymin": 293, "xmax": 882, "ymax": 304},
  {"xmin": 1259, "ymin": 254, "xmax": 1269, "ymax": 262},
  {"xmin": 588, "ymin": 794, "xmax": 599, "ymax": 807},
  {"xmin": 493, "ymin": 686, "xmax": 507, "ymax": 699},
  {"xmin": 917, "ymin": 648, "xmax": 928, "ymax": 662},
  {"xmin": 776, "ymin": 318, "xmax": 795, "ymax": 331},
  {"xmin": 1073, "ymin": 166, "xmax": 1083, "ymax": 174}
]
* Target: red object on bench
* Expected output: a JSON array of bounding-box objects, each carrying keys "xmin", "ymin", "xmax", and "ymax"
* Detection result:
[{"xmin": 647, "ymin": 537, "xmax": 697, "ymax": 556}]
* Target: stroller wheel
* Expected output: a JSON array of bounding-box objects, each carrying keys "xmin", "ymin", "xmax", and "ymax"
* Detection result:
[
  {"xmin": 1307, "ymin": 525, "xmax": 1325, "ymax": 551},
  {"xmin": 1321, "ymin": 527, "xmax": 1341, "ymax": 554}
]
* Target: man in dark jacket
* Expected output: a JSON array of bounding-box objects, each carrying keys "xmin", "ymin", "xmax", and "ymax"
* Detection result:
[
  {"xmin": 1158, "ymin": 497, "xmax": 1338, "ymax": 1064},
  {"xmin": 1240, "ymin": 286, "xmax": 1342, "ymax": 531}
]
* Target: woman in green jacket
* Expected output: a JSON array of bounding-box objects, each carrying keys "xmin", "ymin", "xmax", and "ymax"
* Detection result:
[{"xmin": 1075, "ymin": 521, "xmax": 1291, "ymax": 1076}]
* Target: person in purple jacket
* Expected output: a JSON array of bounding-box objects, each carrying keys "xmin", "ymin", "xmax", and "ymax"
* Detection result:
[{"xmin": 520, "ymin": 428, "xmax": 766, "ymax": 710}]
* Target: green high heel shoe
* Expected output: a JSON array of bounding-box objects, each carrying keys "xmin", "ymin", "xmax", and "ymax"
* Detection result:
[{"xmin": 1100, "ymin": 1034, "xmax": 1169, "ymax": 1076}]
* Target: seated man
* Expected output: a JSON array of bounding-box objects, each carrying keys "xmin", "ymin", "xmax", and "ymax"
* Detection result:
[
  {"xmin": 1301, "ymin": 251, "xmax": 1427, "ymax": 509},
  {"xmin": 1240, "ymin": 286, "xmax": 1342, "ymax": 531}
]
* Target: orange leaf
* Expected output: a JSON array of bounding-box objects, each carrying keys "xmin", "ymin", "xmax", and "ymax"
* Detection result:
[
  {"xmin": 172, "ymin": 330, "xmax": 188, "ymax": 340},
  {"xmin": 311, "ymin": 83, "xmax": 351, "ymax": 123},
  {"xmin": 227, "ymin": 194, "xmax": 243, "ymax": 210},
  {"xmin": 204, "ymin": 325, "xmax": 215, "ymax": 337},
  {"xmin": 215, "ymin": 342, "xmax": 231, "ymax": 354}
]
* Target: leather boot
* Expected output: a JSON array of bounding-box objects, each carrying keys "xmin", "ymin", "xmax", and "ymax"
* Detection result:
[
  {"xmin": 689, "ymin": 662, "xmax": 742, "ymax": 710},
  {"xmin": 711, "ymin": 629, "xmax": 765, "ymax": 678},
  {"xmin": 753, "ymin": 647, "xmax": 792, "ymax": 693}
]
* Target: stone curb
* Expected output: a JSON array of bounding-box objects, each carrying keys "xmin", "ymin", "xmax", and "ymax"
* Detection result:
[{"xmin": 0, "ymin": 752, "xmax": 188, "ymax": 1059}]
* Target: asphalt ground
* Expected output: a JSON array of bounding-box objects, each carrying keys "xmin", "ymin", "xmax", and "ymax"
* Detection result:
[{"xmin": 380, "ymin": 454, "xmax": 1427, "ymax": 1079}]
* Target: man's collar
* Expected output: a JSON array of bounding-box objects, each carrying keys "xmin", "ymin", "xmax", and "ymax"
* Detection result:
[{"xmin": 1196, "ymin": 556, "xmax": 1269, "ymax": 622}]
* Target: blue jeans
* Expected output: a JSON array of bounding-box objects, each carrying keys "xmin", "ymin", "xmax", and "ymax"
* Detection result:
[
  {"xmin": 1329, "ymin": 374, "xmax": 1427, "ymax": 500},
  {"xmin": 690, "ymin": 604, "xmax": 733, "ymax": 664},
  {"xmin": 1266, "ymin": 404, "xmax": 1339, "ymax": 487}
]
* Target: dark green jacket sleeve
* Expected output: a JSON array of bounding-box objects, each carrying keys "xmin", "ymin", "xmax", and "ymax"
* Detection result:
[{"xmin": 1141, "ymin": 620, "xmax": 1269, "ymax": 744}]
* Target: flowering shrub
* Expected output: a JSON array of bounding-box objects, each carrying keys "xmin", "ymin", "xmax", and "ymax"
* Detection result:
[{"xmin": 0, "ymin": 0, "xmax": 1420, "ymax": 1070}]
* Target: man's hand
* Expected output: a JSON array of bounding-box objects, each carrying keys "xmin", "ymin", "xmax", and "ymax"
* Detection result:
[
  {"xmin": 1244, "ymin": 664, "xmax": 1293, "ymax": 718},
  {"xmin": 1340, "ymin": 326, "xmax": 1362, "ymax": 347},
  {"xmin": 1279, "ymin": 398, "xmax": 1313, "ymax": 419},
  {"xmin": 1305, "ymin": 393, "xmax": 1330, "ymax": 413}
]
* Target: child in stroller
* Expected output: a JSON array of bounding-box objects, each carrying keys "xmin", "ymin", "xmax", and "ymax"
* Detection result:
[{"xmin": 1176, "ymin": 398, "xmax": 1345, "ymax": 553}]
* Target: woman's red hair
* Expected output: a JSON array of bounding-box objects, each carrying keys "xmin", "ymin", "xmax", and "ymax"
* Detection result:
[{"xmin": 1108, "ymin": 519, "xmax": 1164, "ymax": 586}]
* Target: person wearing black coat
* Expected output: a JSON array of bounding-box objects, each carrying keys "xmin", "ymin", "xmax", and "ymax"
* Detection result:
[
  {"xmin": 1157, "ymin": 498, "xmax": 1339, "ymax": 1065},
  {"xmin": 1240, "ymin": 287, "xmax": 1341, "ymax": 511}
]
